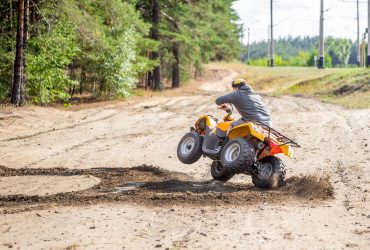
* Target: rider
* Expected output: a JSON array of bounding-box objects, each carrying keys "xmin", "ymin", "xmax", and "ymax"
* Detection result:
[
  {"xmin": 203, "ymin": 79, "xmax": 272, "ymax": 154},
  {"xmin": 215, "ymin": 79, "xmax": 272, "ymax": 127}
]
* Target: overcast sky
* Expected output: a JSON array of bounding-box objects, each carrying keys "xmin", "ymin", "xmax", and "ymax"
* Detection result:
[{"xmin": 233, "ymin": 0, "xmax": 369, "ymax": 43}]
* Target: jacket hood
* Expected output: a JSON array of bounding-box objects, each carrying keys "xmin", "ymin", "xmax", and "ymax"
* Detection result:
[{"xmin": 239, "ymin": 85, "xmax": 254, "ymax": 93}]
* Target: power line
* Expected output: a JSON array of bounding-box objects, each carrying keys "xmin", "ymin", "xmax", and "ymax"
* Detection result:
[
  {"xmin": 340, "ymin": 0, "xmax": 367, "ymax": 3},
  {"xmin": 274, "ymin": 6, "xmax": 309, "ymax": 26},
  {"xmin": 325, "ymin": 2, "xmax": 341, "ymax": 12}
]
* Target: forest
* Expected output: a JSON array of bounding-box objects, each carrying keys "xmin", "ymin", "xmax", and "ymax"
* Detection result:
[
  {"xmin": 243, "ymin": 36, "xmax": 363, "ymax": 67},
  {"xmin": 0, "ymin": 0, "xmax": 242, "ymax": 105}
]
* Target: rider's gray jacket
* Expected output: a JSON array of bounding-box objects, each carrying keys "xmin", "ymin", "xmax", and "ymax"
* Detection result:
[{"xmin": 215, "ymin": 85, "xmax": 272, "ymax": 126}]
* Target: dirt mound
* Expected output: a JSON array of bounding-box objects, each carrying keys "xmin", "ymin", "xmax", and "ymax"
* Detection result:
[
  {"xmin": 284, "ymin": 175, "xmax": 334, "ymax": 200},
  {"xmin": 0, "ymin": 165, "xmax": 334, "ymax": 214}
]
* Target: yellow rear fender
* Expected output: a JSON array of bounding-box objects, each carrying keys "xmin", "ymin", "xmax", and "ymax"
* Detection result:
[
  {"xmin": 228, "ymin": 122, "xmax": 294, "ymax": 158},
  {"xmin": 227, "ymin": 123, "xmax": 267, "ymax": 141},
  {"xmin": 280, "ymin": 144, "xmax": 293, "ymax": 158}
]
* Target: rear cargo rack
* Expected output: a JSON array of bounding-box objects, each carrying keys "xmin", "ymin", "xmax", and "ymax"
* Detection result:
[{"xmin": 254, "ymin": 121, "xmax": 301, "ymax": 148}]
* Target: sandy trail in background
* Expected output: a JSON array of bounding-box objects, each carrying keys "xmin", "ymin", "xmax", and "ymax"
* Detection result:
[{"xmin": 0, "ymin": 65, "xmax": 369, "ymax": 249}]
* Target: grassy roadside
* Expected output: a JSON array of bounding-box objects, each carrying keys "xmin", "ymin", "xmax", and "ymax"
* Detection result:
[
  {"xmin": 238, "ymin": 66, "xmax": 370, "ymax": 109},
  {"xmin": 276, "ymin": 68, "xmax": 370, "ymax": 109}
]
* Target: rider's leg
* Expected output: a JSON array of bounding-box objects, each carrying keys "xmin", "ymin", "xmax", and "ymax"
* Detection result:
[
  {"xmin": 203, "ymin": 129, "xmax": 220, "ymax": 151},
  {"xmin": 231, "ymin": 118, "xmax": 245, "ymax": 128}
]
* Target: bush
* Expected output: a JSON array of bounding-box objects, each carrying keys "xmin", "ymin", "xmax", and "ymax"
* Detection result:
[{"xmin": 27, "ymin": 21, "xmax": 79, "ymax": 104}]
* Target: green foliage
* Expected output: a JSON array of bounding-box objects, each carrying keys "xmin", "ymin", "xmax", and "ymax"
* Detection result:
[
  {"xmin": 27, "ymin": 21, "xmax": 79, "ymax": 104},
  {"xmin": 0, "ymin": 47, "xmax": 14, "ymax": 100},
  {"xmin": 102, "ymin": 28, "xmax": 138, "ymax": 97},
  {"xmin": 249, "ymin": 51, "xmax": 333, "ymax": 67},
  {"xmin": 248, "ymin": 58, "xmax": 269, "ymax": 67},
  {"xmin": 61, "ymin": 0, "xmax": 154, "ymax": 97},
  {"xmin": 0, "ymin": 0, "xmax": 242, "ymax": 103},
  {"xmin": 0, "ymin": 0, "xmax": 16, "ymax": 100},
  {"xmin": 287, "ymin": 51, "xmax": 310, "ymax": 66},
  {"xmin": 244, "ymin": 36, "xmax": 317, "ymax": 61},
  {"xmin": 138, "ymin": 0, "xmax": 242, "ymax": 82},
  {"xmin": 326, "ymin": 38, "xmax": 352, "ymax": 66},
  {"xmin": 307, "ymin": 51, "xmax": 333, "ymax": 68},
  {"xmin": 244, "ymin": 36, "xmax": 357, "ymax": 67}
]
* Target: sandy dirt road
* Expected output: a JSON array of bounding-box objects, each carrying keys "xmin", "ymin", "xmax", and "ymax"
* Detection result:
[{"xmin": 0, "ymin": 65, "xmax": 369, "ymax": 249}]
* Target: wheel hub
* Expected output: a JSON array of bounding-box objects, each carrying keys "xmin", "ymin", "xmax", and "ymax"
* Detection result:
[
  {"xmin": 180, "ymin": 137, "xmax": 195, "ymax": 156},
  {"xmin": 215, "ymin": 162, "xmax": 224, "ymax": 173},
  {"xmin": 258, "ymin": 162, "xmax": 273, "ymax": 177},
  {"xmin": 224, "ymin": 143, "xmax": 240, "ymax": 163}
]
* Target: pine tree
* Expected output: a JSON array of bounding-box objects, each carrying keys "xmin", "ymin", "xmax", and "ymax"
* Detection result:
[
  {"xmin": 151, "ymin": 0, "xmax": 161, "ymax": 91},
  {"xmin": 11, "ymin": 0, "xmax": 24, "ymax": 105}
]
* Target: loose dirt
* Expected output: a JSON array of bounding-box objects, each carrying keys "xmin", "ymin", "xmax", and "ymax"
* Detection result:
[
  {"xmin": 0, "ymin": 174, "xmax": 100, "ymax": 197},
  {"xmin": 0, "ymin": 165, "xmax": 333, "ymax": 214},
  {"xmin": 0, "ymin": 64, "xmax": 369, "ymax": 249}
]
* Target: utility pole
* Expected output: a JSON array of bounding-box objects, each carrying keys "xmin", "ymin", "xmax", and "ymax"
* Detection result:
[
  {"xmin": 357, "ymin": 0, "xmax": 361, "ymax": 67},
  {"xmin": 318, "ymin": 0, "xmax": 325, "ymax": 69},
  {"xmin": 270, "ymin": 0, "xmax": 274, "ymax": 67},
  {"xmin": 240, "ymin": 27, "xmax": 244, "ymax": 62},
  {"xmin": 361, "ymin": 31, "xmax": 366, "ymax": 67},
  {"xmin": 247, "ymin": 28, "xmax": 250, "ymax": 64},
  {"xmin": 268, "ymin": 25, "xmax": 270, "ymax": 67},
  {"xmin": 367, "ymin": 0, "xmax": 370, "ymax": 67}
]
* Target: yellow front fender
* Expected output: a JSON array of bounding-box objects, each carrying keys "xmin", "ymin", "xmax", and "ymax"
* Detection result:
[{"xmin": 197, "ymin": 115, "xmax": 217, "ymax": 128}]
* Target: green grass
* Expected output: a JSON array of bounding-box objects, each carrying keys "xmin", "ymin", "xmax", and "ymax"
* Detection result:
[{"xmin": 238, "ymin": 66, "xmax": 370, "ymax": 109}]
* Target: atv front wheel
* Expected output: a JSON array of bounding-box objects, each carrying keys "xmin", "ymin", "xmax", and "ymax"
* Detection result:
[
  {"xmin": 211, "ymin": 161, "xmax": 234, "ymax": 181},
  {"xmin": 177, "ymin": 132, "xmax": 203, "ymax": 164},
  {"xmin": 221, "ymin": 138, "xmax": 256, "ymax": 173},
  {"xmin": 252, "ymin": 156, "xmax": 285, "ymax": 189}
]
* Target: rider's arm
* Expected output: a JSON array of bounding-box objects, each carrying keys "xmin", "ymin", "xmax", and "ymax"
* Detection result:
[{"xmin": 215, "ymin": 92, "xmax": 237, "ymax": 106}]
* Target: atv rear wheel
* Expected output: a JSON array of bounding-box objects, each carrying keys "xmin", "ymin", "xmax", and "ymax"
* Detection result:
[
  {"xmin": 211, "ymin": 161, "xmax": 234, "ymax": 181},
  {"xmin": 221, "ymin": 138, "xmax": 256, "ymax": 173},
  {"xmin": 252, "ymin": 156, "xmax": 285, "ymax": 189},
  {"xmin": 177, "ymin": 132, "xmax": 203, "ymax": 164}
]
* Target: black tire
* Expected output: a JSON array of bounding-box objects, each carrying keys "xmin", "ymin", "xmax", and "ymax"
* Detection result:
[
  {"xmin": 221, "ymin": 138, "xmax": 256, "ymax": 173},
  {"xmin": 252, "ymin": 156, "xmax": 286, "ymax": 189},
  {"xmin": 177, "ymin": 132, "xmax": 203, "ymax": 164},
  {"xmin": 210, "ymin": 161, "xmax": 234, "ymax": 182}
]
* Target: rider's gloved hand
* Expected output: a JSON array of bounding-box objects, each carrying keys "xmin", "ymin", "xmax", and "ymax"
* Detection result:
[{"xmin": 218, "ymin": 104, "xmax": 228, "ymax": 111}]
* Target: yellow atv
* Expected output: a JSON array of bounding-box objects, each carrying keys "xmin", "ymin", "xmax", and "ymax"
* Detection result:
[{"xmin": 177, "ymin": 104, "xmax": 300, "ymax": 189}]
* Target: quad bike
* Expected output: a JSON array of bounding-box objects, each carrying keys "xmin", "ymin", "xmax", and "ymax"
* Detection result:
[{"xmin": 177, "ymin": 104, "xmax": 300, "ymax": 189}]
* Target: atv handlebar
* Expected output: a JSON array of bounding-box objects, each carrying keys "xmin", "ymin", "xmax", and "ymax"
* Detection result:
[{"xmin": 218, "ymin": 103, "xmax": 233, "ymax": 114}]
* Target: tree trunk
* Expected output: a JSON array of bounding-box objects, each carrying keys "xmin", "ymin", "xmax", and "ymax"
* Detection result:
[
  {"xmin": 147, "ymin": 71, "xmax": 152, "ymax": 90},
  {"xmin": 11, "ymin": 0, "xmax": 25, "ymax": 106},
  {"xmin": 9, "ymin": 0, "xmax": 14, "ymax": 94},
  {"xmin": 30, "ymin": 0, "xmax": 37, "ymax": 36},
  {"xmin": 69, "ymin": 63, "xmax": 76, "ymax": 96},
  {"xmin": 9, "ymin": 0, "xmax": 13, "ymax": 30},
  {"xmin": 144, "ymin": 72, "xmax": 148, "ymax": 90},
  {"xmin": 172, "ymin": 42, "xmax": 180, "ymax": 88},
  {"xmin": 20, "ymin": 0, "xmax": 29, "ymax": 104},
  {"xmin": 151, "ymin": 0, "xmax": 161, "ymax": 91},
  {"xmin": 80, "ymin": 67, "xmax": 86, "ymax": 95}
]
